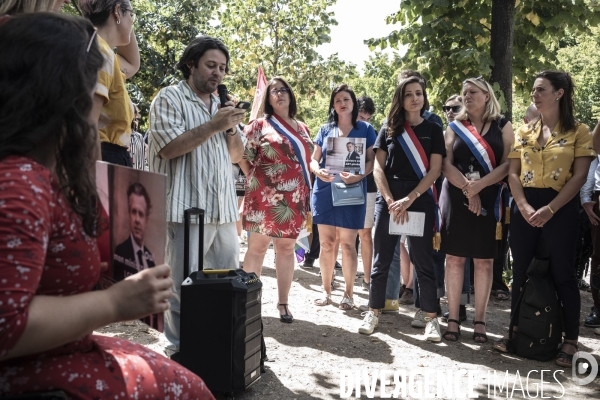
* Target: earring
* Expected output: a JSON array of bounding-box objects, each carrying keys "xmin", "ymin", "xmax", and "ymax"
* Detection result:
[
  {"xmin": 117, "ymin": 20, "xmax": 121, "ymax": 24},
  {"xmin": 556, "ymin": 98, "xmax": 560, "ymax": 101}
]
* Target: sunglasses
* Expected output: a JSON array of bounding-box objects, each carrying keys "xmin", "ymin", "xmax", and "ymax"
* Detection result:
[
  {"xmin": 270, "ymin": 88, "xmax": 290, "ymax": 96},
  {"xmin": 443, "ymin": 105, "xmax": 461, "ymax": 113},
  {"xmin": 463, "ymin": 76, "xmax": 486, "ymax": 85}
]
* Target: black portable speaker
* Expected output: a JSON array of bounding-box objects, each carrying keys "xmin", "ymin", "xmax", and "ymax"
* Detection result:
[{"xmin": 179, "ymin": 208, "xmax": 263, "ymax": 394}]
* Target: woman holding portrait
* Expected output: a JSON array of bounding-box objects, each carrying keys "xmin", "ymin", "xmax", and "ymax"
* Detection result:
[
  {"xmin": 493, "ymin": 71, "xmax": 595, "ymax": 367},
  {"xmin": 0, "ymin": 13, "xmax": 213, "ymax": 399},
  {"xmin": 240, "ymin": 77, "xmax": 313, "ymax": 323},
  {"xmin": 440, "ymin": 77, "xmax": 514, "ymax": 343},
  {"xmin": 311, "ymin": 84, "xmax": 377, "ymax": 310}
]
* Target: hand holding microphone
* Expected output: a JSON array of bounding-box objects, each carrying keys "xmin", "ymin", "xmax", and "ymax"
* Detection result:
[{"xmin": 213, "ymin": 84, "xmax": 246, "ymax": 134}]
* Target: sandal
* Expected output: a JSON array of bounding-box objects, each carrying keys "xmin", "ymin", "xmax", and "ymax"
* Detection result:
[
  {"xmin": 473, "ymin": 321, "xmax": 488, "ymax": 343},
  {"xmin": 556, "ymin": 341, "xmax": 578, "ymax": 368},
  {"xmin": 443, "ymin": 319, "xmax": 461, "ymax": 342},
  {"xmin": 493, "ymin": 338, "xmax": 510, "ymax": 353},
  {"xmin": 277, "ymin": 303, "xmax": 293, "ymax": 323},
  {"xmin": 491, "ymin": 289, "xmax": 510, "ymax": 300},
  {"xmin": 314, "ymin": 293, "xmax": 332, "ymax": 306},
  {"xmin": 339, "ymin": 295, "xmax": 355, "ymax": 310}
]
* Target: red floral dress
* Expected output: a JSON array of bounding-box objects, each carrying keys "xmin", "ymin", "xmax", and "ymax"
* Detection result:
[
  {"xmin": 242, "ymin": 116, "xmax": 313, "ymax": 239},
  {"xmin": 0, "ymin": 156, "xmax": 214, "ymax": 400}
]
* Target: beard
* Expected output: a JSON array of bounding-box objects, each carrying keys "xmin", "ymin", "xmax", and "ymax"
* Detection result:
[{"xmin": 190, "ymin": 72, "xmax": 219, "ymax": 96}]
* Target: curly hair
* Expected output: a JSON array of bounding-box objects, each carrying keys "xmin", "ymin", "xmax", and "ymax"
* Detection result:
[
  {"xmin": 0, "ymin": 13, "xmax": 105, "ymax": 237},
  {"xmin": 387, "ymin": 76, "xmax": 429, "ymax": 137}
]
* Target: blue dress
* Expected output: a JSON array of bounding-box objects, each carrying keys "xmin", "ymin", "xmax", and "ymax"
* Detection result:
[{"xmin": 312, "ymin": 121, "xmax": 377, "ymax": 229}]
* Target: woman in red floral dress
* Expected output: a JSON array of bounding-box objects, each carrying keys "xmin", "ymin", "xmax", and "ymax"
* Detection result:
[
  {"xmin": 240, "ymin": 77, "xmax": 314, "ymax": 323},
  {"xmin": 0, "ymin": 13, "xmax": 213, "ymax": 399}
]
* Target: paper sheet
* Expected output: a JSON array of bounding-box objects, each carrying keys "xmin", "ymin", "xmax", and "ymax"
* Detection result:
[{"xmin": 388, "ymin": 211, "xmax": 426, "ymax": 237}]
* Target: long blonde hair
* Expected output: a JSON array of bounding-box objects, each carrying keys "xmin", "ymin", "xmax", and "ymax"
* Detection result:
[
  {"xmin": 455, "ymin": 77, "xmax": 503, "ymax": 123},
  {"xmin": 0, "ymin": 0, "xmax": 57, "ymax": 14}
]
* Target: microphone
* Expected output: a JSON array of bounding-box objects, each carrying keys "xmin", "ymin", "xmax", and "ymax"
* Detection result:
[
  {"xmin": 217, "ymin": 84, "xmax": 229, "ymax": 107},
  {"xmin": 217, "ymin": 84, "xmax": 234, "ymax": 135}
]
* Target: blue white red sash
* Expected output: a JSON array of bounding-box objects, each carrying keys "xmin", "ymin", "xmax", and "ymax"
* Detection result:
[
  {"xmin": 450, "ymin": 120, "xmax": 507, "ymax": 238},
  {"xmin": 266, "ymin": 115, "xmax": 312, "ymax": 190},
  {"xmin": 396, "ymin": 122, "xmax": 441, "ymax": 248},
  {"xmin": 449, "ymin": 120, "xmax": 497, "ymax": 172}
]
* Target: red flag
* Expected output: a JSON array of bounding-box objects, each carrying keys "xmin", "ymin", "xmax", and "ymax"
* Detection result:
[{"xmin": 250, "ymin": 66, "xmax": 268, "ymax": 121}]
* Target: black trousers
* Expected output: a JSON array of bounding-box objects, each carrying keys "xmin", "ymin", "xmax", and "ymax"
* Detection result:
[
  {"xmin": 101, "ymin": 142, "xmax": 133, "ymax": 167},
  {"xmin": 370, "ymin": 180, "xmax": 437, "ymax": 313},
  {"xmin": 492, "ymin": 220, "xmax": 510, "ymax": 292},
  {"xmin": 509, "ymin": 188, "xmax": 580, "ymax": 339}
]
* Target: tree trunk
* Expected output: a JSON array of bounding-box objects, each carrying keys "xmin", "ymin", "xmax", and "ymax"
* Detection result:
[{"xmin": 490, "ymin": 0, "xmax": 515, "ymax": 121}]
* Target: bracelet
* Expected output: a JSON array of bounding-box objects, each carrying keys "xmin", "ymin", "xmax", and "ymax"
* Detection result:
[
  {"xmin": 226, "ymin": 129, "xmax": 238, "ymax": 137},
  {"xmin": 547, "ymin": 205, "xmax": 555, "ymax": 214},
  {"xmin": 414, "ymin": 191, "xmax": 421, "ymax": 198}
]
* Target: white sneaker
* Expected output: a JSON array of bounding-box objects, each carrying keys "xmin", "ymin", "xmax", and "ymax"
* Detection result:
[
  {"xmin": 424, "ymin": 317, "xmax": 442, "ymax": 342},
  {"xmin": 358, "ymin": 311, "xmax": 379, "ymax": 335},
  {"xmin": 411, "ymin": 309, "xmax": 427, "ymax": 328}
]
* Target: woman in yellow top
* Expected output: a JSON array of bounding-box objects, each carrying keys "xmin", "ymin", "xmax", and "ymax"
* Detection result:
[
  {"xmin": 80, "ymin": 0, "xmax": 139, "ymax": 166},
  {"xmin": 494, "ymin": 71, "xmax": 595, "ymax": 367}
]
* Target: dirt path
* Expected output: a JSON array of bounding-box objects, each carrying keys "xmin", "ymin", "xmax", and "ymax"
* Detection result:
[{"xmin": 96, "ymin": 240, "xmax": 600, "ymax": 399}]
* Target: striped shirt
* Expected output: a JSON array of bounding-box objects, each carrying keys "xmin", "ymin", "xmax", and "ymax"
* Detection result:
[
  {"xmin": 129, "ymin": 130, "xmax": 145, "ymax": 170},
  {"xmin": 148, "ymin": 80, "xmax": 243, "ymax": 224}
]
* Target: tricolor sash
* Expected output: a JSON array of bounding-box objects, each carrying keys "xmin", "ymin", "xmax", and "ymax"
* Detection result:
[
  {"xmin": 396, "ymin": 121, "xmax": 442, "ymax": 250},
  {"xmin": 449, "ymin": 120, "xmax": 506, "ymax": 239},
  {"xmin": 449, "ymin": 120, "xmax": 497, "ymax": 172},
  {"xmin": 266, "ymin": 115, "xmax": 312, "ymax": 190}
]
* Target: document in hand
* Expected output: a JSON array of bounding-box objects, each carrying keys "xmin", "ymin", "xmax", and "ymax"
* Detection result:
[{"xmin": 388, "ymin": 211, "xmax": 426, "ymax": 237}]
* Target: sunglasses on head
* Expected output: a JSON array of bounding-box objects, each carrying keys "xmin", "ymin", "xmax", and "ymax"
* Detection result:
[
  {"xmin": 463, "ymin": 76, "xmax": 486, "ymax": 85},
  {"xmin": 443, "ymin": 105, "xmax": 461, "ymax": 113}
]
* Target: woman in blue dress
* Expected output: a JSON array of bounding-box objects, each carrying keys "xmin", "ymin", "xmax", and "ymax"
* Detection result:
[{"xmin": 311, "ymin": 84, "xmax": 377, "ymax": 309}]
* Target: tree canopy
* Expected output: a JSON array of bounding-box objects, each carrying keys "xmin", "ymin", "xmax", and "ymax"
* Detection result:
[{"xmin": 367, "ymin": 0, "xmax": 600, "ymax": 120}]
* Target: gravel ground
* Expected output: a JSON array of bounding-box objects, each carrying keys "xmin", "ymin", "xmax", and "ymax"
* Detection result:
[{"xmin": 95, "ymin": 239, "xmax": 600, "ymax": 399}]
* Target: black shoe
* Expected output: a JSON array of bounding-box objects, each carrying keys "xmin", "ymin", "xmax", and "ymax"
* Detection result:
[
  {"xmin": 277, "ymin": 303, "xmax": 294, "ymax": 323},
  {"xmin": 301, "ymin": 258, "xmax": 315, "ymax": 268},
  {"xmin": 442, "ymin": 304, "xmax": 467, "ymax": 323},
  {"xmin": 584, "ymin": 307, "xmax": 600, "ymax": 328},
  {"xmin": 335, "ymin": 261, "xmax": 342, "ymax": 270},
  {"xmin": 578, "ymin": 279, "xmax": 592, "ymax": 292}
]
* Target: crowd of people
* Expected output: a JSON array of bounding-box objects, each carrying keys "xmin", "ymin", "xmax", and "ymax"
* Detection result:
[{"xmin": 1, "ymin": 1, "xmax": 600, "ymax": 398}]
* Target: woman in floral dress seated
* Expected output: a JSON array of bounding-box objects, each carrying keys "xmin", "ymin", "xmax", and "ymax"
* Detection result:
[
  {"xmin": 240, "ymin": 77, "xmax": 314, "ymax": 323},
  {"xmin": 0, "ymin": 13, "xmax": 213, "ymax": 399}
]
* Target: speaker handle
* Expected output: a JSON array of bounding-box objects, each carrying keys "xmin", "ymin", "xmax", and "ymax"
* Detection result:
[{"xmin": 183, "ymin": 208, "xmax": 204, "ymax": 279}]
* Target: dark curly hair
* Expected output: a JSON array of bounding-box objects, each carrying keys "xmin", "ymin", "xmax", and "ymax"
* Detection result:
[
  {"xmin": 0, "ymin": 13, "xmax": 105, "ymax": 237},
  {"xmin": 176, "ymin": 36, "xmax": 230, "ymax": 80},
  {"xmin": 387, "ymin": 76, "xmax": 429, "ymax": 137},
  {"xmin": 328, "ymin": 84, "xmax": 358, "ymax": 127}
]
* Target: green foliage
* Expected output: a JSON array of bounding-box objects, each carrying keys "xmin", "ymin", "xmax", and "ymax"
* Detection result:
[
  {"xmin": 347, "ymin": 52, "xmax": 403, "ymax": 130},
  {"xmin": 556, "ymin": 27, "xmax": 600, "ymax": 127},
  {"xmin": 130, "ymin": 0, "xmax": 217, "ymax": 128},
  {"xmin": 215, "ymin": 0, "xmax": 358, "ymax": 132},
  {"xmin": 368, "ymin": 0, "xmax": 600, "ymax": 120}
]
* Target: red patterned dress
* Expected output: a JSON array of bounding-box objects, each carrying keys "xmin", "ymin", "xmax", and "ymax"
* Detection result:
[
  {"xmin": 0, "ymin": 156, "xmax": 214, "ymax": 400},
  {"xmin": 242, "ymin": 115, "xmax": 313, "ymax": 239}
]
